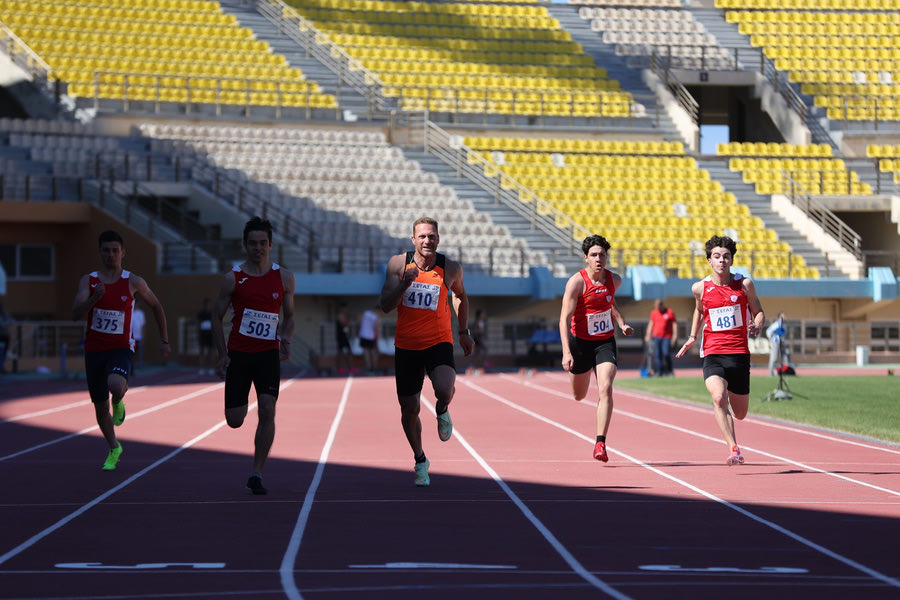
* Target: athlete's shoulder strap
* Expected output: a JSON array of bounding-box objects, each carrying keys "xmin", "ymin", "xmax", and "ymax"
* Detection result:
[{"xmin": 404, "ymin": 251, "xmax": 414, "ymax": 265}]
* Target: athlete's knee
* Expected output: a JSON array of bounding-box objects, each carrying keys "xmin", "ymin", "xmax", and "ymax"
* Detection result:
[
  {"xmin": 225, "ymin": 407, "xmax": 247, "ymax": 428},
  {"xmin": 398, "ymin": 395, "xmax": 420, "ymax": 417}
]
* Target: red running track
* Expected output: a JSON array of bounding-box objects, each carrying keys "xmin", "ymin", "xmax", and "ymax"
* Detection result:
[{"xmin": 0, "ymin": 368, "xmax": 898, "ymax": 600}]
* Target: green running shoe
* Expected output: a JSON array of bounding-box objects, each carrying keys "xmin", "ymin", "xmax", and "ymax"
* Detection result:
[
  {"xmin": 112, "ymin": 400, "xmax": 126, "ymax": 426},
  {"xmin": 414, "ymin": 458, "xmax": 430, "ymax": 487},
  {"xmin": 437, "ymin": 410, "xmax": 452, "ymax": 442},
  {"xmin": 102, "ymin": 443, "xmax": 123, "ymax": 471}
]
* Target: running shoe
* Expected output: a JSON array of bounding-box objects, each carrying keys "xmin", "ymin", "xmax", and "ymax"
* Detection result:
[
  {"xmin": 593, "ymin": 441, "xmax": 609, "ymax": 462},
  {"xmin": 112, "ymin": 400, "xmax": 126, "ymax": 426},
  {"xmin": 101, "ymin": 443, "xmax": 123, "ymax": 471},
  {"xmin": 727, "ymin": 445, "xmax": 745, "ymax": 466},
  {"xmin": 246, "ymin": 475, "xmax": 268, "ymax": 495},
  {"xmin": 437, "ymin": 410, "xmax": 453, "ymax": 442},
  {"xmin": 414, "ymin": 458, "xmax": 430, "ymax": 487}
]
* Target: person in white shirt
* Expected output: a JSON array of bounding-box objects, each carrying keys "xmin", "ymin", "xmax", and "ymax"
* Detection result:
[
  {"xmin": 358, "ymin": 304, "xmax": 380, "ymax": 374},
  {"xmin": 132, "ymin": 306, "xmax": 146, "ymax": 370}
]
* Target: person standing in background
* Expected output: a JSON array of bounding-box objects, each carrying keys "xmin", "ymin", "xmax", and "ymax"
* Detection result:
[
  {"xmin": 358, "ymin": 304, "xmax": 381, "ymax": 375},
  {"xmin": 197, "ymin": 297, "xmax": 214, "ymax": 375},
  {"xmin": 766, "ymin": 312, "xmax": 788, "ymax": 376},
  {"xmin": 335, "ymin": 302, "xmax": 353, "ymax": 374},
  {"xmin": 644, "ymin": 299, "xmax": 677, "ymax": 377},
  {"xmin": 131, "ymin": 305, "xmax": 146, "ymax": 373}
]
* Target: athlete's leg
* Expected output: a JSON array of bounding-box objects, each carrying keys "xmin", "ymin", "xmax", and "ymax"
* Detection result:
[
  {"xmin": 107, "ymin": 373, "xmax": 128, "ymax": 402},
  {"xmin": 94, "ymin": 398, "xmax": 118, "ymax": 449},
  {"xmin": 252, "ymin": 394, "xmax": 276, "ymax": 474},
  {"xmin": 398, "ymin": 393, "xmax": 423, "ymax": 457},
  {"xmin": 729, "ymin": 392, "xmax": 750, "ymax": 421},
  {"xmin": 706, "ymin": 375, "xmax": 737, "ymax": 447},
  {"xmin": 594, "ymin": 362, "xmax": 617, "ymax": 437},
  {"xmin": 430, "ymin": 364, "xmax": 456, "ymax": 415},
  {"xmin": 569, "ymin": 370, "xmax": 592, "ymax": 401}
]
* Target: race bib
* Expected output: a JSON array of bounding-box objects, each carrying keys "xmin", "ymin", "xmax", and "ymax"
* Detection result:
[
  {"xmin": 402, "ymin": 282, "xmax": 440, "ymax": 312},
  {"xmin": 587, "ymin": 309, "xmax": 613, "ymax": 336},
  {"xmin": 91, "ymin": 309, "xmax": 125, "ymax": 334},
  {"xmin": 709, "ymin": 304, "xmax": 743, "ymax": 331},
  {"xmin": 240, "ymin": 309, "xmax": 279, "ymax": 340}
]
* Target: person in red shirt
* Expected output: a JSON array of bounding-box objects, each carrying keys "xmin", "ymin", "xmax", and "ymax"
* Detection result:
[
  {"xmin": 212, "ymin": 217, "xmax": 295, "ymax": 495},
  {"xmin": 71, "ymin": 230, "xmax": 171, "ymax": 471},
  {"xmin": 379, "ymin": 217, "xmax": 474, "ymax": 487},
  {"xmin": 676, "ymin": 235, "xmax": 765, "ymax": 466},
  {"xmin": 559, "ymin": 235, "xmax": 634, "ymax": 463},
  {"xmin": 644, "ymin": 299, "xmax": 678, "ymax": 376}
]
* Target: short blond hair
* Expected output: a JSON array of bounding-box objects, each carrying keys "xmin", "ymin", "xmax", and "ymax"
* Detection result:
[{"xmin": 412, "ymin": 216, "xmax": 439, "ymax": 235}]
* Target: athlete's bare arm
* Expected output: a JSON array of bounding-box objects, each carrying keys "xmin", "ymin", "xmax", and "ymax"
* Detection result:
[
  {"xmin": 609, "ymin": 273, "xmax": 634, "ymax": 336},
  {"xmin": 559, "ymin": 273, "xmax": 584, "ymax": 372},
  {"xmin": 379, "ymin": 253, "xmax": 418, "ymax": 313},
  {"xmin": 211, "ymin": 271, "xmax": 236, "ymax": 377},
  {"xmin": 742, "ymin": 277, "xmax": 765, "ymax": 337},
  {"xmin": 675, "ymin": 280, "xmax": 705, "ymax": 358},
  {"xmin": 131, "ymin": 275, "xmax": 171, "ymax": 358},
  {"xmin": 279, "ymin": 269, "xmax": 296, "ymax": 361},
  {"xmin": 71, "ymin": 274, "xmax": 104, "ymax": 320},
  {"xmin": 447, "ymin": 259, "xmax": 474, "ymax": 357}
]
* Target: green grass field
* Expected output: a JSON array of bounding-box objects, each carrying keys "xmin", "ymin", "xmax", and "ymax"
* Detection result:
[{"xmin": 615, "ymin": 374, "xmax": 900, "ymax": 444}]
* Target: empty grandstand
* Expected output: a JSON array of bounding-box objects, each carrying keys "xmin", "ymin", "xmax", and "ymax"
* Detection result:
[{"xmin": 1, "ymin": 0, "xmax": 898, "ymax": 371}]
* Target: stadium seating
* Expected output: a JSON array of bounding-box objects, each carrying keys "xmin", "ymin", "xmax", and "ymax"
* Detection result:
[
  {"xmin": 720, "ymin": 142, "xmax": 872, "ymax": 196},
  {"xmin": 718, "ymin": 1, "xmax": 900, "ymax": 121},
  {"xmin": 282, "ymin": 0, "xmax": 641, "ymax": 119},
  {"xmin": 138, "ymin": 123, "xmax": 558, "ymax": 276},
  {"xmin": 465, "ymin": 135, "xmax": 818, "ymax": 279},
  {"xmin": 0, "ymin": 0, "xmax": 337, "ymax": 110}
]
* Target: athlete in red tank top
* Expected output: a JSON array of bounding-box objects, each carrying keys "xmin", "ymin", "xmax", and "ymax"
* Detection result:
[
  {"xmin": 676, "ymin": 235, "xmax": 765, "ymax": 466},
  {"xmin": 211, "ymin": 217, "xmax": 295, "ymax": 495},
  {"xmin": 559, "ymin": 235, "xmax": 633, "ymax": 464},
  {"xmin": 72, "ymin": 230, "xmax": 170, "ymax": 471}
]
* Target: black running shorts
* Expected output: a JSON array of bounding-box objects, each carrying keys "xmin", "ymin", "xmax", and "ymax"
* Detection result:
[
  {"xmin": 702, "ymin": 354, "xmax": 751, "ymax": 395},
  {"xmin": 85, "ymin": 348, "xmax": 134, "ymax": 403},
  {"xmin": 569, "ymin": 333, "xmax": 618, "ymax": 375},
  {"xmin": 225, "ymin": 349, "xmax": 281, "ymax": 409},
  {"xmin": 394, "ymin": 342, "xmax": 455, "ymax": 397}
]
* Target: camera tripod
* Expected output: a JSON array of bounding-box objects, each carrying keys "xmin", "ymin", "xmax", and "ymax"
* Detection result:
[{"xmin": 762, "ymin": 342, "xmax": 806, "ymax": 401}]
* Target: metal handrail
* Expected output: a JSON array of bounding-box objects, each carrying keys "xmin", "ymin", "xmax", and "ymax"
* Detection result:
[
  {"xmin": 777, "ymin": 171, "xmax": 863, "ymax": 263},
  {"xmin": 256, "ymin": 0, "xmax": 391, "ymax": 116},
  {"xmin": 422, "ymin": 118, "xmax": 589, "ymax": 257}
]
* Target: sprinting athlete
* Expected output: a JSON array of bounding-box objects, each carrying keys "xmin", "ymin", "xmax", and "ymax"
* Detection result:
[
  {"xmin": 72, "ymin": 230, "xmax": 171, "ymax": 470},
  {"xmin": 379, "ymin": 217, "xmax": 473, "ymax": 487},
  {"xmin": 676, "ymin": 235, "xmax": 765, "ymax": 465},
  {"xmin": 212, "ymin": 217, "xmax": 295, "ymax": 495},
  {"xmin": 559, "ymin": 235, "xmax": 634, "ymax": 463}
]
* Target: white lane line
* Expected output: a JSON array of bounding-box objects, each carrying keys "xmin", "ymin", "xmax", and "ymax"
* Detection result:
[
  {"xmin": 500, "ymin": 375, "xmax": 900, "ymax": 497},
  {"xmin": 537, "ymin": 372, "xmax": 900, "ymax": 454},
  {"xmin": 0, "ymin": 387, "xmax": 153, "ymax": 424},
  {"xmin": 0, "ymin": 382, "xmax": 224, "ymax": 462},
  {"xmin": 420, "ymin": 394, "xmax": 634, "ymax": 600},
  {"xmin": 280, "ymin": 376, "xmax": 353, "ymax": 600},
  {"xmin": 462, "ymin": 379, "xmax": 900, "ymax": 590}
]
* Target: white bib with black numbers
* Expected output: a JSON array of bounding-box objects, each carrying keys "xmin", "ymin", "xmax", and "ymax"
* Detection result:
[
  {"xmin": 91, "ymin": 308, "xmax": 125, "ymax": 335},
  {"xmin": 709, "ymin": 304, "xmax": 743, "ymax": 331},
  {"xmin": 402, "ymin": 281, "xmax": 440, "ymax": 312},
  {"xmin": 586, "ymin": 309, "xmax": 613, "ymax": 337},
  {"xmin": 240, "ymin": 309, "xmax": 279, "ymax": 340}
]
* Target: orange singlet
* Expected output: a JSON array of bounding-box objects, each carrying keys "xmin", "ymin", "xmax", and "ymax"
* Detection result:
[{"xmin": 394, "ymin": 252, "xmax": 453, "ymax": 351}]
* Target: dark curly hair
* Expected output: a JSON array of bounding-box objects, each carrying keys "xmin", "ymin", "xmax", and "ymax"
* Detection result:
[
  {"xmin": 705, "ymin": 235, "xmax": 737, "ymax": 258},
  {"xmin": 581, "ymin": 234, "xmax": 610, "ymax": 256}
]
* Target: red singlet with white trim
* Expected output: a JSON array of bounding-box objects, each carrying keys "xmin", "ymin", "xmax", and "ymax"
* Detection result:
[
  {"xmin": 570, "ymin": 269, "xmax": 617, "ymax": 341},
  {"xmin": 700, "ymin": 273, "xmax": 750, "ymax": 356},
  {"xmin": 84, "ymin": 271, "xmax": 135, "ymax": 352},
  {"xmin": 228, "ymin": 264, "xmax": 284, "ymax": 353}
]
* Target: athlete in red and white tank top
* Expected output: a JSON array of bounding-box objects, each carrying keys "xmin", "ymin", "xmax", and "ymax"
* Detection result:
[
  {"xmin": 699, "ymin": 272, "xmax": 751, "ymax": 357},
  {"xmin": 570, "ymin": 268, "xmax": 617, "ymax": 341},
  {"xmin": 84, "ymin": 271, "xmax": 135, "ymax": 352},
  {"xmin": 227, "ymin": 264, "xmax": 285, "ymax": 353}
]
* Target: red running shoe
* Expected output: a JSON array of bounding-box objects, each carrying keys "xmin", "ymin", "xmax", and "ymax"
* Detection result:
[
  {"xmin": 593, "ymin": 441, "xmax": 609, "ymax": 462},
  {"xmin": 727, "ymin": 445, "xmax": 745, "ymax": 466}
]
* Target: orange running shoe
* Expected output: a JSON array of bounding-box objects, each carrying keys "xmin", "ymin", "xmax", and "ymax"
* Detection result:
[{"xmin": 593, "ymin": 441, "xmax": 609, "ymax": 462}]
